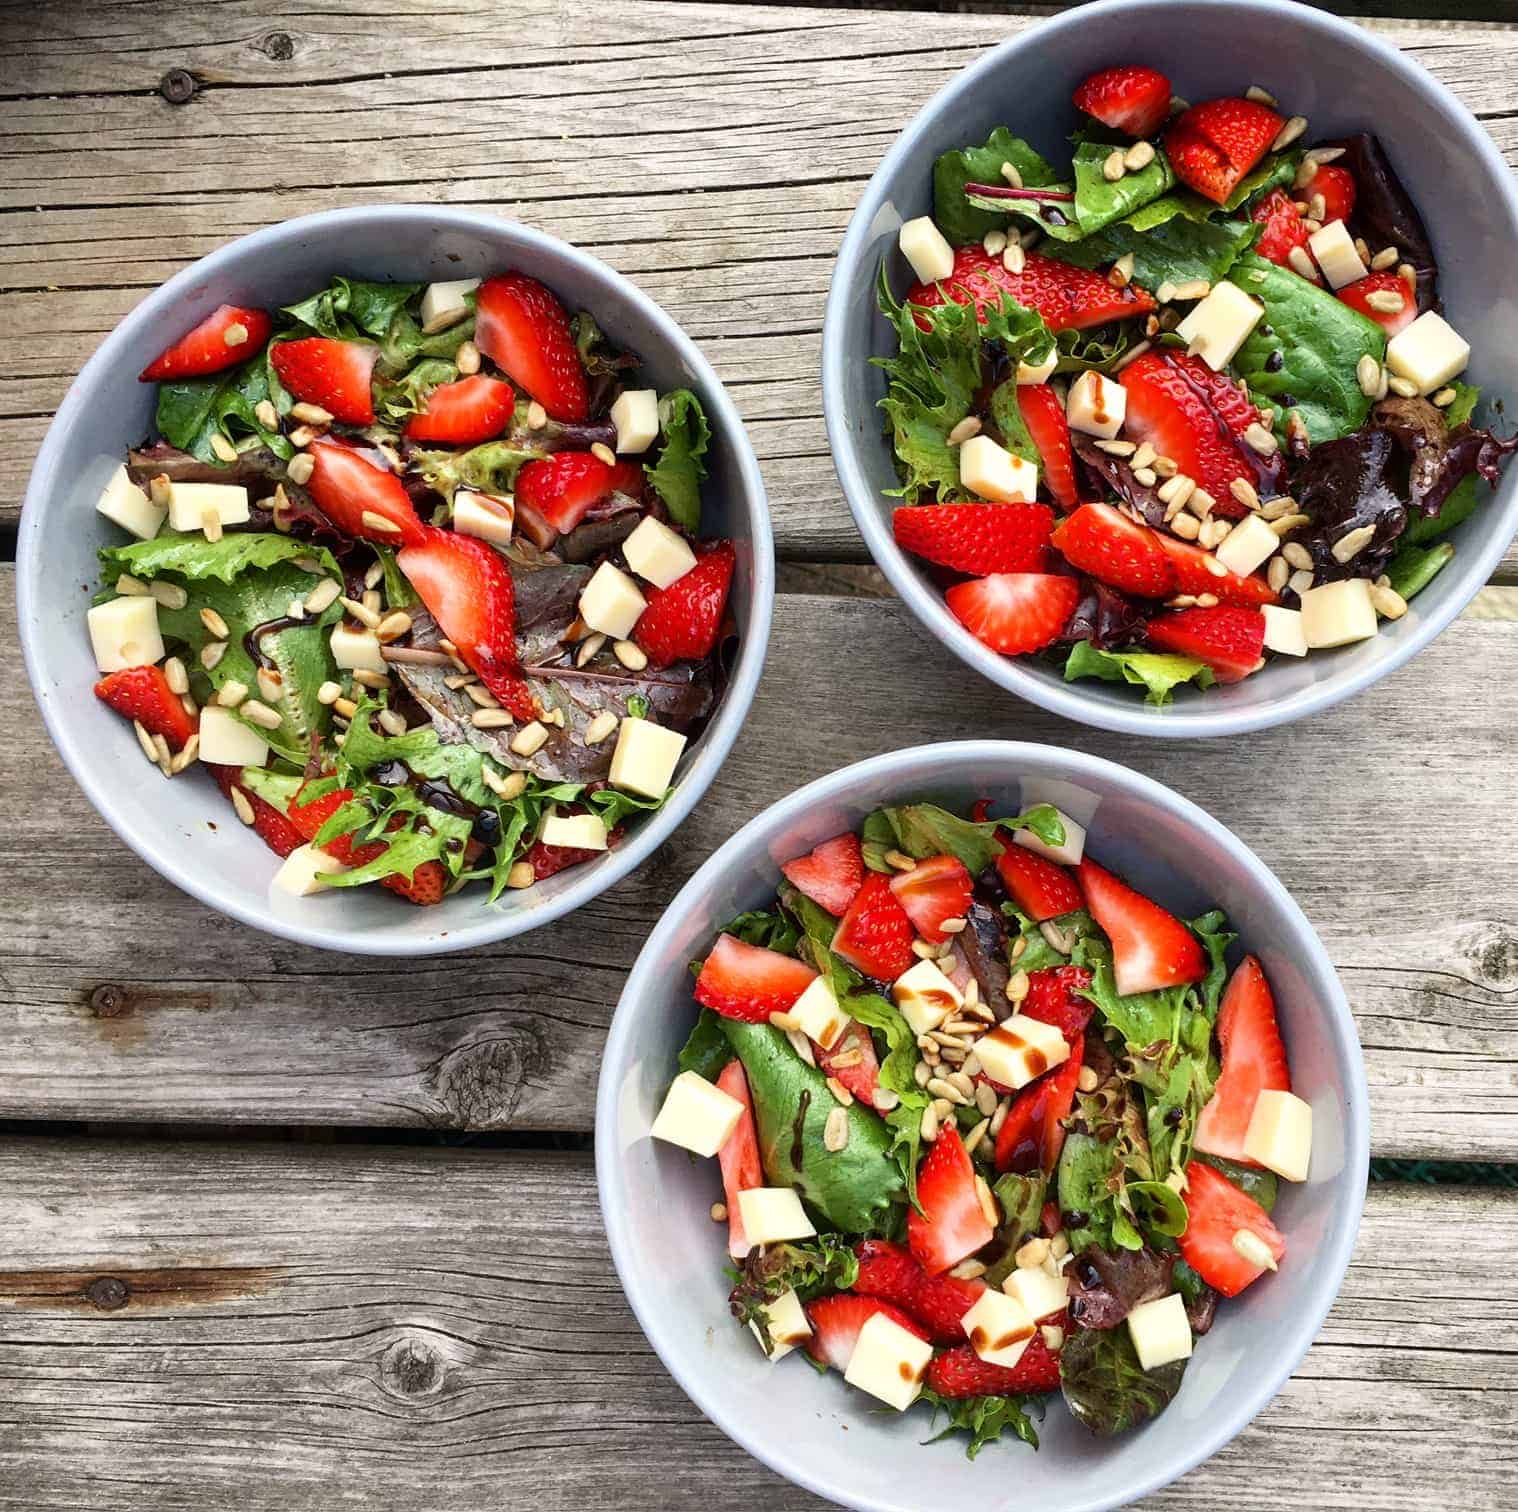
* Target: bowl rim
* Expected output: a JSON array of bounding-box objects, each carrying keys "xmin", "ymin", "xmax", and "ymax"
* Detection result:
[
  {"xmin": 596, "ymin": 737, "xmax": 1370, "ymax": 1512},
  {"xmin": 821, "ymin": 0, "xmax": 1518, "ymax": 739},
  {"xmin": 16, "ymin": 205, "xmax": 775, "ymax": 955}
]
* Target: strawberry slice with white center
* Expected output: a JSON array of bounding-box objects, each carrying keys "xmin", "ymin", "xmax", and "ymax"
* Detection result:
[
  {"xmin": 1178, "ymin": 1159, "xmax": 1286, "ymax": 1296},
  {"xmin": 473, "ymin": 273, "xmax": 589, "ymax": 422},
  {"xmin": 1146, "ymin": 605, "xmax": 1266, "ymax": 684},
  {"xmin": 1016, "ymin": 383, "xmax": 1081, "ymax": 509},
  {"xmin": 1051, "ymin": 502, "xmax": 1174, "ymax": 597},
  {"xmin": 404, "ymin": 375, "xmax": 516, "ymax": 445},
  {"xmin": 139, "ymin": 304, "xmax": 272, "ymax": 382},
  {"xmin": 831, "ymin": 871, "xmax": 916, "ymax": 982},
  {"xmin": 944, "ymin": 572, "xmax": 1081, "ymax": 656},
  {"xmin": 515, "ymin": 451, "xmax": 645, "ymax": 535},
  {"xmin": 780, "ymin": 832, "xmax": 865, "ymax": 916},
  {"xmin": 1194, "ymin": 955, "xmax": 1292, "ymax": 1164},
  {"xmin": 396, "ymin": 524, "xmax": 535, "ymax": 717},
  {"xmin": 804, "ymin": 1295, "xmax": 926, "ymax": 1372},
  {"xmin": 1072, "ymin": 64, "xmax": 1172, "ymax": 138},
  {"xmin": 908, "ymin": 1124, "xmax": 995, "ymax": 1275},
  {"xmin": 994, "ymin": 840, "xmax": 1081, "ymax": 922},
  {"xmin": 306, "ymin": 435, "xmax": 426, "ymax": 546},
  {"xmin": 1077, "ymin": 857, "xmax": 1206, "ymax": 997},
  {"xmin": 889, "ymin": 854, "xmax": 973, "ymax": 943},
  {"xmin": 693, "ymin": 933, "xmax": 817, "ymax": 1023},
  {"xmin": 1166, "ymin": 98, "xmax": 1283, "ymax": 205},
  {"xmin": 270, "ymin": 337, "xmax": 379, "ymax": 425},
  {"xmin": 715, "ymin": 1060, "xmax": 764, "ymax": 1259},
  {"xmin": 1337, "ymin": 272, "xmax": 1416, "ymax": 337},
  {"xmin": 892, "ymin": 503, "xmax": 1053, "ymax": 576}
]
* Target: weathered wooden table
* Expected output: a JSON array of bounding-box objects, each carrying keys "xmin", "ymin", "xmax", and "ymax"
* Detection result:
[{"xmin": 3, "ymin": 3, "xmax": 1516, "ymax": 1507}]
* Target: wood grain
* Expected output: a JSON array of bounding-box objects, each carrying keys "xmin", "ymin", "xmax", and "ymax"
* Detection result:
[
  {"xmin": 4, "ymin": 1, "xmax": 1518, "ymax": 577},
  {"xmin": 5, "ymin": 567, "xmax": 1514, "ymax": 1158}
]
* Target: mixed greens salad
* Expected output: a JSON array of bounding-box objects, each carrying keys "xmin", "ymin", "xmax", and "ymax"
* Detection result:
[
  {"xmin": 86, "ymin": 269, "xmax": 735, "ymax": 905},
  {"xmin": 653, "ymin": 796, "xmax": 1312, "ymax": 1453},
  {"xmin": 882, "ymin": 64, "xmax": 1516, "ymax": 703}
]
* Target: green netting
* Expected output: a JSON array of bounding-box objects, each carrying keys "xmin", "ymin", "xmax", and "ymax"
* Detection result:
[{"xmin": 1371, "ymin": 1158, "xmax": 1518, "ymax": 1186}]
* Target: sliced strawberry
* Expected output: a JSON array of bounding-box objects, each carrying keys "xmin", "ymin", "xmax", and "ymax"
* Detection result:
[
  {"xmin": 911, "ymin": 1271, "xmax": 988, "ymax": 1345},
  {"xmin": 715, "ymin": 1060, "xmax": 764, "ymax": 1259},
  {"xmin": 851, "ymin": 1239, "xmax": 923, "ymax": 1312},
  {"xmin": 892, "ymin": 502, "xmax": 1052, "ymax": 575},
  {"xmin": 1194, "ymin": 955, "xmax": 1292, "ymax": 1164},
  {"xmin": 995, "ymin": 842, "xmax": 1082, "ymax": 923},
  {"xmin": 994, "ymin": 1042, "xmax": 1083, "ymax": 1174},
  {"xmin": 818, "ymin": 1020, "xmax": 882, "ymax": 1109},
  {"xmin": 1166, "ymin": 98, "xmax": 1282, "ymax": 205},
  {"xmin": 780, "ymin": 832, "xmax": 865, "ymax": 917},
  {"xmin": 403, "ymin": 375, "xmax": 515, "ymax": 445},
  {"xmin": 944, "ymin": 572, "xmax": 1081, "ymax": 656},
  {"xmin": 1077, "ymin": 857, "xmax": 1206, "ymax": 998},
  {"xmin": 396, "ymin": 525, "xmax": 534, "ymax": 717},
  {"xmin": 515, "ymin": 451, "xmax": 645, "ymax": 535},
  {"xmin": 1250, "ymin": 188, "xmax": 1313, "ymax": 271},
  {"xmin": 634, "ymin": 540, "xmax": 735, "ymax": 670},
  {"xmin": 270, "ymin": 337, "xmax": 378, "ymax": 425},
  {"xmin": 305, "ymin": 436, "xmax": 426, "ymax": 546},
  {"xmin": 1303, "ymin": 162, "xmax": 1356, "ymax": 224},
  {"xmin": 526, "ymin": 835, "xmax": 608, "ymax": 880},
  {"xmin": 140, "ymin": 304, "xmax": 272, "ymax": 383},
  {"xmin": 890, "ymin": 854, "xmax": 973, "ymax": 944},
  {"xmin": 1072, "ymin": 64, "xmax": 1171, "ymax": 139},
  {"xmin": 926, "ymin": 1333, "xmax": 1063, "ymax": 1397},
  {"xmin": 804, "ymin": 1294, "xmax": 926, "ymax": 1371},
  {"xmin": 1016, "ymin": 384, "xmax": 1081, "ymax": 510},
  {"xmin": 1147, "ymin": 605, "xmax": 1266, "ymax": 684},
  {"xmin": 908, "ymin": 246, "xmax": 1155, "ymax": 333},
  {"xmin": 93, "ymin": 665, "xmax": 196, "ymax": 751},
  {"xmin": 694, "ymin": 932, "xmax": 817, "ymax": 1023},
  {"xmin": 1051, "ymin": 502, "xmax": 1174, "ymax": 597},
  {"xmin": 1158, "ymin": 533, "xmax": 1279, "ymax": 608},
  {"xmin": 286, "ymin": 785, "xmax": 358, "ymax": 850},
  {"xmin": 1336, "ymin": 271, "xmax": 1416, "ymax": 337},
  {"xmin": 1178, "ymin": 1159, "xmax": 1286, "ymax": 1297},
  {"xmin": 385, "ymin": 860, "xmax": 449, "ymax": 905},
  {"xmin": 286, "ymin": 791, "xmax": 441, "ymax": 905},
  {"xmin": 208, "ymin": 764, "xmax": 304, "ymax": 858},
  {"xmin": 908, "ymin": 1124, "xmax": 995, "ymax": 1276},
  {"xmin": 832, "ymin": 871, "xmax": 916, "ymax": 982},
  {"xmin": 473, "ymin": 273, "xmax": 589, "ymax": 422},
  {"xmin": 1020, "ymin": 964, "xmax": 1095, "ymax": 1046}
]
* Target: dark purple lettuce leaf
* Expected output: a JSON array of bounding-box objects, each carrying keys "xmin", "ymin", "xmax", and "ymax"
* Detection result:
[
  {"xmin": 1073, "ymin": 436, "xmax": 1166, "ymax": 527},
  {"xmin": 956, "ymin": 899, "xmax": 1012, "ymax": 1013},
  {"xmin": 128, "ymin": 441, "xmax": 285, "ymax": 492},
  {"xmin": 1061, "ymin": 578, "xmax": 1148, "ymax": 650},
  {"xmin": 1291, "ymin": 426, "xmax": 1408, "ymax": 582},
  {"xmin": 1327, "ymin": 134, "xmax": 1439, "ymax": 314},
  {"xmin": 1373, "ymin": 395, "xmax": 1518, "ymax": 517},
  {"xmin": 1066, "ymin": 1244, "xmax": 1175, "ymax": 1330}
]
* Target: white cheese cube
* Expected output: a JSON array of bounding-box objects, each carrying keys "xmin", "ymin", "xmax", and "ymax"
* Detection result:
[
  {"xmin": 973, "ymin": 1014, "xmax": 1070, "ymax": 1092},
  {"xmin": 452, "ymin": 490, "xmax": 514, "ymax": 548},
  {"xmin": 419, "ymin": 277, "xmax": 479, "ymax": 334},
  {"xmin": 898, "ymin": 216, "xmax": 955, "ymax": 285},
  {"xmin": 958, "ymin": 435, "xmax": 1039, "ymax": 503},
  {"xmin": 1244, "ymin": 1088, "xmax": 1313, "ymax": 1182},
  {"xmin": 1068, "ymin": 370, "xmax": 1127, "ymax": 440},
  {"xmin": 96, "ymin": 464, "xmax": 165, "ymax": 541},
  {"xmin": 962, "ymin": 1288, "xmax": 1036, "ymax": 1369},
  {"xmin": 788, "ymin": 976, "xmax": 849, "ymax": 1052},
  {"xmin": 330, "ymin": 623, "xmax": 388, "ymax": 675},
  {"xmin": 1175, "ymin": 280, "xmax": 1264, "ymax": 371},
  {"xmin": 1386, "ymin": 310, "xmax": 1470, "ymax": 396},
  {"xmin": 843, "ymin": 1311, "xmax": 934, "ymax": 1411},
  {"xmin": 271, "ymin": 842, "xmax": 350, "ymax": 897},
  {"xmin": 610, "ymin": 389, "xmax": 660, "ymax": 454},
  {"xmin": 737, "ymin": 1187, "xmax": 816, "ymax": 1245},
  {"xmin": 1299, "ymin": 577, "xmax": 1378, "ymax": 649},
  {"xmin": 1214, "ymin": 513, "xmax": 1278, "ymax": 578},
  {"xmin": 750, "ymin": 1288, "xmax": 813, "ymax": 1362},
  {"xmin": 167, "ymin": 481, "xmax": 250, "ymax": 534},
  {"xmin": 539, "ymin": 811, "xmax": 609, "ymax": 852},
  {"xmin": 86, "ymin": 595, "xmax": 164, "ymax": 673},
  {"xmin": 1013, "ymin": 807, "xmax": 1085, "ymax": 868},
  {"xmin": 578, "ymin": 561, "xmax": 647, "ymax": 640},
  {"xmin": 622, "ymin": 515, "xmax": 696, "ymax": 589},
  {"xmin": 608, "ymin": 717, "xmax": 687, "ymax": 798},
  {"xmin": 1126, "ymin": 1293, "xmax": 1193, "ymax": 1371},
  {"xmin": 650, "ymin": 1069, "xmax": 745, "ymax": 1157},
  {"xmin": 1003, "ymin": 1265, "xmax": 1069, "ymax": 1322},
  {"xmin": 1016, "ymin": 347, "xmax": 1058, "ymax": 385},
  {"xmin": 198, "ymin": 704, "xmax": 270, "ymax": 767},
  {"xmin": 891, "ymin": 958, "xmax": 962, "ymax": 1036},
  {"xmin": 1261, "ymin": 604, "xmax": 1308, "ymax": 657},
  {"xmin": 1306, "ymin": 220, "xmax": 1368, "ymax": 290}
]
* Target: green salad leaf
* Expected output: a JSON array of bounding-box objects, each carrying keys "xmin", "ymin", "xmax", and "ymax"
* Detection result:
[
  {"xmin": 283, "ymin": 276, "xmax": 421, "ymax": 340},
  {"xmin": 859, "ymin": 801, "xmax": 1064, "ymax": 877},
  {"xmin": 645, "ymin": 389, "xmax": 710, "ymax": 533},
  {"xmin": 1062, "ymin": 641, "xmax": 1216, "ymax": 706},
  {"xmin": 1048, "ymin": 215, "xmax": 1258, "ymax": 294},
  {"xmin": 370, "ymin": 545, "xmax": 418, "ymax": 609},
  {"xmin": 155, "ymin": 349, "xmax": 291, "ymax": 464},
  {"xmin": 1193, "ymin": 1151, "xmax": 1279, "ymax": 1212},
  {"xmin": 587, "ymin": 784, "xmax": 668, "ymax": 829},
  {"xmin": 933, "ymin": 127, "xmax": 1059, "ymax": 245},
  {"xmin": 1122, "ymin": 1179, "xmax": 1189, "ymax": 1239},
  {"xmin": 717, "ymin": 907, "xmax": 803, "ymax": 956},
  {"xmin": 1070, "ymin": 138, "xmax": 1176, "ymax": 237},
  {"xmin": 729, "ymin": 1235, "xmax": 860, "ymax": 1341},
  {"xmin": 1060, "ymin": 1323, "xmax": 1188, "ymax": 1436},
  {"xmin": 1386, "ymin": 539, "xmax": 1455, "ymax": 599},
  {"xmin": 1056, "ymin": 1129, "xmax": 1120, "ymax": 1252},
  {"xmin": 1442, "ymin": 381, "xmax": 1481, "ymax": 428},
  {"xmin": 1404, "ymin": 474, "xmax": 1478, "ymax": 545},
  {"xmin": 378, "ymin": 307, "xmax": 476, "ymax": 377},
  {"xmin": 101, "ymin": 531, "xmax": 341, "ymax": 586},
  {"xmin": 412, "ymin": 439, "xmax": 550, "ymax": 501},
  {"xmin": 677, "ymin": 1007, "xmax": 732, "ymax": 1081},
  {"xmin": 920, "ymin": 1390, "xmax": 1041, "ymax": 1458}
]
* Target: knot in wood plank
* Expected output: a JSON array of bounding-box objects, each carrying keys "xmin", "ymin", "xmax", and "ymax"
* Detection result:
[
  {"xmin": 380, "ymin": 1333, "xmax": 447, "ymax": 1401},
  {"xmin": 423, "ymin": 1025, "xmax": 546, "ymax": 1130},
  {"xmin": 258, "ymin": 32, "xmax": 295, "ymax": 62},
  {"xmin": 84, "ymin": 1277, "xmax": 129, "ymax": 1311},
  {"xmin": 88, "ymin": 984, "xmax": 128, "ymax": 1018},
  {"xmin": 158, "ymin": 69, "xmax": 197, "ymax": 105}
]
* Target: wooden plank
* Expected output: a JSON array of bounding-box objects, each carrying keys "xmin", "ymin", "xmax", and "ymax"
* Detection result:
[
  {"xmin": 0, "ymin": 1138, "xmax": 1511, "ymax": 1510},
  {"xmin": 4, "ymin": 1, "xmax": 1518, "ymax": 577},
  {"xmin": 4, "ymin": 567, "xmax": 1515, "ymax": 1158}
]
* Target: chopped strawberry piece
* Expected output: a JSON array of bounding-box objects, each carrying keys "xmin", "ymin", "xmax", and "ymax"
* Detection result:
[
  {"xmin": 634, "ymin": 540, "xmax": 735, "ymax": 670},
  {"xmin": 385, "ymin": 860, "xmax": 449, "ymax": 905},
  {"xmin": 270, "ymin": 337, "xmax": 378, "ymax": 425},
  {"xmin": 1303, "ymin": 162, "xmax": 1356, "ymax": 224},
  {"xmin": 403, "ymin": 375, "xmax": 515, "ymax": 445},
  {"xmin": 515, "ymin": 450, "xmax": 646, "ymax": 535},
  {"xmin": 994, "ymin": 1042, "xmax": 1084, "ymax": 1174},
  {"xmin": 1020, "ymin": 964, "xmax": 1095, "ymax": 1046},
  {"xmin": 907, "ymin": 246, "xmax": 1154, "ymax": 334},
  {"xmin": 140, "ymin": 304, "xmax": 273, "ymax": 383},
  {"xmin": 892, "ymin": 502, "xmax": 1052, "ymax": 575},
  {"xmin": 93, "ymin": 665, "xmax": 197, "ymax": 751},
  {"xmin": 1336, "ymin": 271, "xmax": 1416, "ymax": 337},
  {"xmin": 1178, "ymin": 1159, "xmax": 1286, "ymax": 1297},
  {"xmin": 1077, "ymin": 857, "xmax": 1206, "ymax": 998},
  {"xmin": 911, "ymin": 1270, "xmax": 988, "ymax": 1345},
  {"xmin": 851, "ymin": 1239, "xmax": 923, "ymax": 1312},
  {"xmin": 1016, "ymin": 384, "xmax": 1081, "ymax": 510},
  {"xmin": 715, "ymin": 1060, "xmax": 765, "ymax": 1259},
  {"xmin": 306, "ymin": 435, "xmax": 426, "ymax": 546},
  {"xmin": 208, "ymin": 764, "xmax": 304, "ymax": 858},
  {"xmin": 1166, "ymin": 98, "xmax": 1283, "ymax": 205},
  {"xmin": 1051, "ymin": 502, "xmax": 1174, "ymax": 597},
  {"xmin": 831, "ymin": 871, "xmax": 916, "ymax": 982},
  {"xmin": 908, "ymin": 1124, "xmax": 995, "ymax": 1276},
  {"xmin": 926, "ymin": 1333, "xmax": 1063, "ymax": 1397},
  {"xmin": 286, "ymin": 785, "xmax": 358, "ymax": 850},
  {"xmin": 1157, "ymin": 534, "xmax": 1278, "ymax": 608},
  {"xmin": 780, "ymin": 832, "xmax": 865, "ymax": 917},
  {"xmin": 945, "ymin": 572, "xmax": 1081, "ymax": 656},
  {"xmin": 694, "ymin": 932, "xmax": 817, "ymax": 1023},
  {"xmin": 1250, "ymin": 188, "xmax": 1313, "ymax": 271},
  {"xmin": 284, "ymin": 787, "xmax": 441, "ymax": 904},
  {"xmin": 804, "ymin": 1294, "xmax": 926, "ymax": 1372},
  {"xmin": 995, "ymin": 841, "xmax": 1082, "ymax": 923},
  {"xmin": 1146, "ymin": 605, "xmax": 1266, "ymax": 684},
  {"xmin": 1194, "ymin": 955, "xmax": 1292, "ymax": 1164},
  {"xmin": 889, "ymin": 854, "xmax": 974, "ymax": 944},
  {"xmin": 1072, "ymin": 64, "xmax": 1172, "ymax": 139},
  {"xmin": 473, "ymin": 273, "xmax": 589, "ymax": 422},
  {"xmin": 818, "ymin": 1021, "xmax": 882, "ymax": 1108},
  {"xmin": 525, "ymin": 834, "xmax": 608, "ymax": 880}
]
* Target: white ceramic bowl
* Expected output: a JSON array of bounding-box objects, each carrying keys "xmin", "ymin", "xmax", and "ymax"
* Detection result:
[
  {"xmin": 18, "ymin": 207, "xmax": 773, "ymax": 955},
  {"xmin": 598, "ymin": 741, "xmax": 1368, "ymax": 1511}
]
